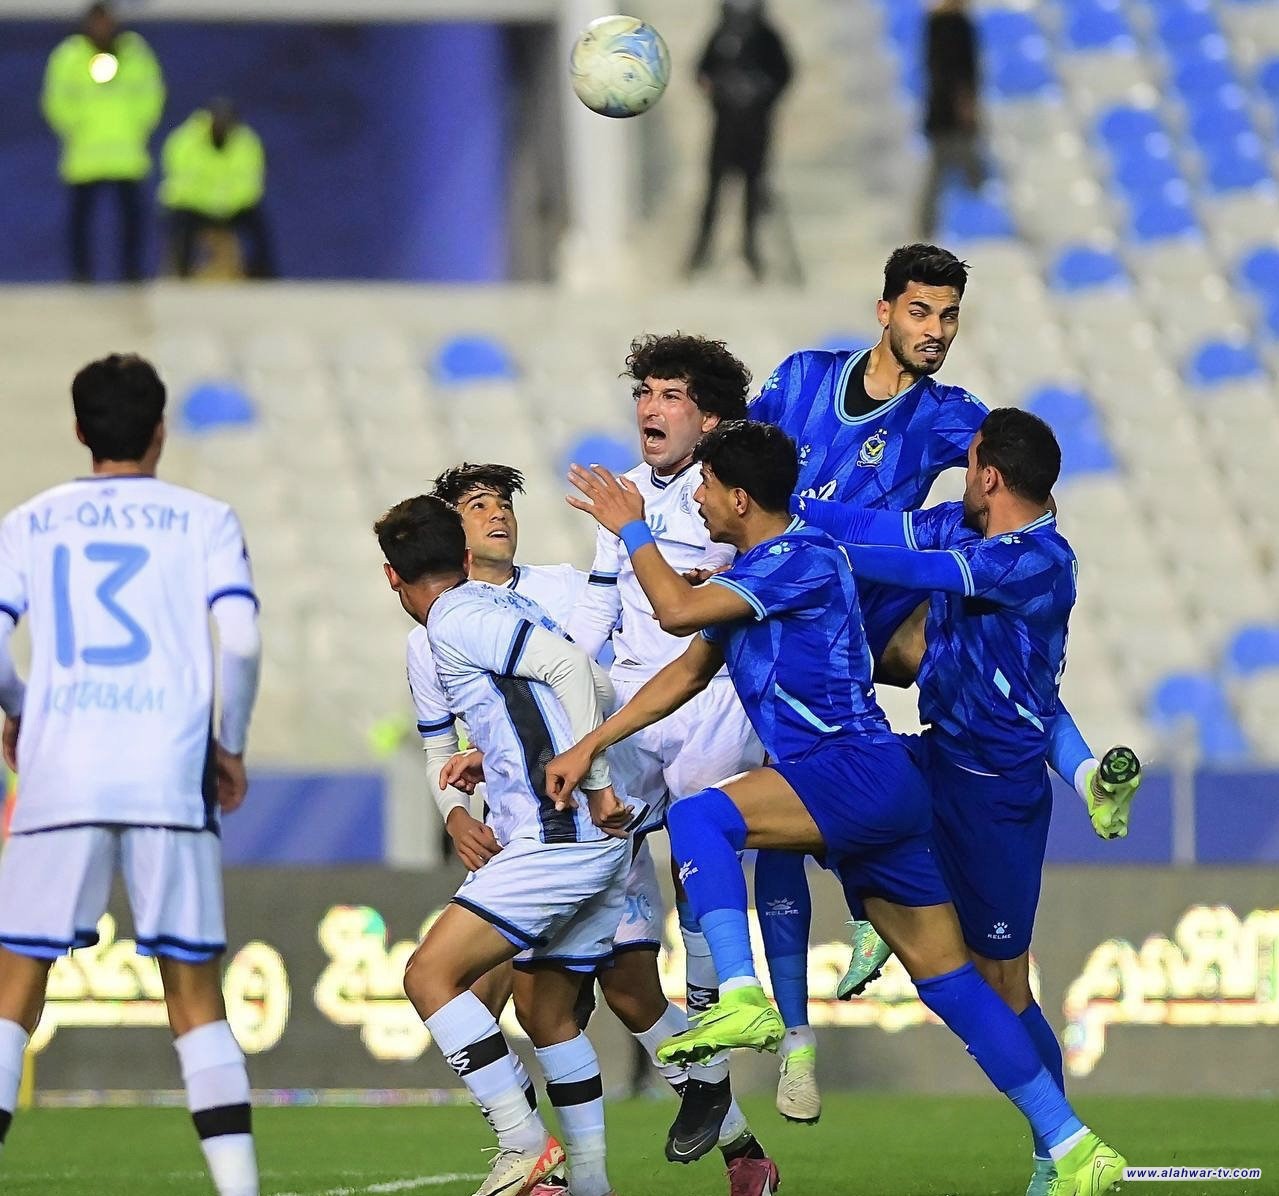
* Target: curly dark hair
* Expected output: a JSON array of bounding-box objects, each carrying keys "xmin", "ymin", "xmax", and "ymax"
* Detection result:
[
  {"xmin": 624, "ymin": 333, "xmax": 750, "ymax": 422},
  {"xmin": 431, "ymin": 462, "xmax": 526, "ymax": 508}
]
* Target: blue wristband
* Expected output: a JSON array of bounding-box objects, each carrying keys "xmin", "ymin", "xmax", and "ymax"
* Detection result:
[{"xmin": 620, "ymin": 520, "xmax": 655, "ymax": 556}]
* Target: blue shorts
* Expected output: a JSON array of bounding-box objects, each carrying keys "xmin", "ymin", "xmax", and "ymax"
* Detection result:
[
  {"xmin": 906, "ymin": 732, "xmax": 1052, "ymax": 960},
  {"xmin": 858, "ymin": 579, "xmax": 930, "ymax": 662},
  {"xmin": 770, "ymin": 736, "xmax": 951, "ymax": 909}
]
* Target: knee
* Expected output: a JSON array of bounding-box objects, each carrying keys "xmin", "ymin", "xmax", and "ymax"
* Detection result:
[
  {"xmin": 404, "ymin": 947, "xmax": 458, "ymax": 1018},
  {"xmin": 513, "ymin": 976, "xmax": 577, "ymax": 1046},
  {"xmin": 975, "ymin": 958, "xmax": 1032, "ymax": 1013},
  {"xmin": 599, "ymin": 964, "xmax": 661, "ymax": 1034}
]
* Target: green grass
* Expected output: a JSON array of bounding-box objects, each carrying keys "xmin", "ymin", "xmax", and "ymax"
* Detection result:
[{"xmin": 2, "ymin": 1095, "xmax": 1275, "ymax": 1195}]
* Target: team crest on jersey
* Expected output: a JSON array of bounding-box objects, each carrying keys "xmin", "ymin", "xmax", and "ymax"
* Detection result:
[
  {"xmin": 679, "ymin": 485, "xmax": 693, "ymax": 515},
  {"xmin": 856, "ymin": 428, "xmax": 890, "ymax": 468},
  {"xmin": 798, "ymin": 443, "xmax": 812, "ymax": 465},
  {"xmin": 648, "ymin": 512, "xmax": 668, "ymax": 538}
]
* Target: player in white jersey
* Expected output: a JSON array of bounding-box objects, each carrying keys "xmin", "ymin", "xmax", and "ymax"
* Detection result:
[
  {"xmin": 0, "ymin": 355, "xmax": 261, "ymax": 1196},
  {"xmin": 376, "ymin": 494, "xmax": 634, "ymax": 1196},
  {"xmin": 566, "ymin": 335, "xmax": 778, "ymax": 1195}
]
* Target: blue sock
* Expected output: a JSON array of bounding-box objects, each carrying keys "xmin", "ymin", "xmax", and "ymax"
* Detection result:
[
  {"xmin": 916, "ymin": 963, "xmax": 1083, "ymax": 1150},
  {"xmin": 755, "ymin": 850, "xmax": 812, "ymax": 1028},
  {"xmin": 667, "ymin": 789, "xmax": 753, "ymax": 983},
  {"xmin": 1020, "ymin": 1002, "xmax": 1066, "ymax": 1156}
]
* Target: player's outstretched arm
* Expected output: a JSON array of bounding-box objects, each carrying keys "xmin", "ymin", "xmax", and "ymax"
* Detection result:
[
  {"xmin": 567, "ymin": 463, "xmax": 753, "ymax": 636},
  {"xmin": 791, "ymin": 494, "xmax": 911, "ymax": 547},
  {"xmin": 843, "ymin": 542, "xmax": 972, "ymax": 594},
  {"xmin": 546, "ymin": 635, "xmax": 725, "ymax": 802}
]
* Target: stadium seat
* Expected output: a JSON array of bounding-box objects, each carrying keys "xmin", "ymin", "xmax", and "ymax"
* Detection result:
[
  {"xmin": 1025, "ymin": 385, "xmax": 1116, "ymax": 475},
  {"xmin": 1185, "ymin": 338, "xmax": 1266, "ymax": 386},
  {"xmin": 1238, "ymin": 244, "xmax": 1279, "ymax": 296},
  {"xmin": 1128, "ymin": 189, "xmax": 1199, "ymax": 241},
  {"xmin": 560, "ymin": 432, "xmax": 634, "ymax": 480},
  {"xmin": 431, "ymin": 334, "xmax": 519, "ymax": 385},
  {"xmin": 938, "ymin": 188, "xmax": 1017, "ymax": 242},
  {"xmin": 1096, "ymin": 104, "xmax": 1165, "ymax": 152},
  {"xmin": 1225, "ymin": 624, "xmax": 1279, "ymax": 677},
  {"xmin": 1062, "ymin": 0, "xmax": 1135, "ymax": 53},
  {"xmin": 1050, "ymin": 245, "xmax": 1128, "ymax": 291},
  {"xmin": 1185, "ymin": 96, "xmax": 1255, "ymax": 148},
  {"xmin": 1154, "ymin": 5, "xmax": 1223, "ymax": 47},
  {"xmin": 1258, "ymin": 56, "xmax": 1279, "ymax": 103},
  {"xmin": 1147, "ymin": 671, "xmax": 1251, "ymax": 762},
  {"xmin": 179, "ymin": 381, "xmax": 257, "ymax": 434},
  {"xmin": 1202, "ymin": 140, "xmax": 1273, "ymax": 192}
]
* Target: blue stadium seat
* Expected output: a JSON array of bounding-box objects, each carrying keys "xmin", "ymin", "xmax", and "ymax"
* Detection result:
[
  {"xmin": 1148, "ymin": 672, "xmax": 1251, "ymax": 763},
  {"xmin": 977, "ymin": 9, "xmax": 1043, "ymax": 55},
  {"xmin": 431, "ymin": 335, "xmax": 518, "ymax": 385},
  {"xmin": 1128, "ymin": 189, "xmax": 1199, "ymax": 241},
  {"xmin": 1026, "ymin": 385, "xmax": 1116, "ymax": 475},
  {"xmin": 938, "ymin": 188, "xmax": 1016, "ymax": 241},
  {"xmin": 1154, "ymin": 4, "xmax": 1221, "ymax": 47},
  {"xmin": 1097, "ymin": 105, "xmax": 1165, "ymax": 152},
  {"xmin": 1203, "ymin": 142, "xmax": 1272, "ymax": 193},
  {"xmin": 1263, "ymin": 296, "xmax": 1279, "ymax": 340},
  {"xmin": 1257, "ymin": 57, "xmax": 1279, "ymax": 104},
  {"xmin": 180, "ymin": 381, "xmax": 256, "ymax": 434},
  {"xmin": 1225, "ymin": 624, "xmax": 1279, "ymax": 677},
  {"xmin": 1171, "ymin": 51, "xmax": 1239, "ymax": 98},
  {"xmin": 1185, "ymin": 339, "xmax": 1266, "ymax": 386},
  {"xmin": 560, "ymin": 433, "xmax": 634, "ymax": 480},
  {"xmin": 1112, "ymin": 147, "xmax": 1184, "ymax": 198},
  {"xmin": 1186, "ymin": 97, "xmax": 1255, "ymax": 148},
  {"xmin": 1063, "ymin": 0, "xmax": 1134, "ymax": 52},
  {"xmin": 989, "ymin": 49, "xmax": 1056, "ymax": 99},
  {"xmin": 1238, "ymin": 244, "xmax": 1279, "ymax": 296},
  {"xmin": 1051, "ymin": 245, "xmax": 1127, "ymax": 292}
]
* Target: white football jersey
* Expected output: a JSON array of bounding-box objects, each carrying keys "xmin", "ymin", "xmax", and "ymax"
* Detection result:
[
  {"xmin": 569, "ymin": 462, "xmax": 734, "ymax": 680},
  {"xmin": 0, "ymin": 476, "xmax": 255, "ymax": 833},
  {"xmin": 412, "ymin": 581, "xmax": 615, "ymax": 846},
  {"xmin": 505, "ymin": 562, "xmax": 587, "ymax": 628}
]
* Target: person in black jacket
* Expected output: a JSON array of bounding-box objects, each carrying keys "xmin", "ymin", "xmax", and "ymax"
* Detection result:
[
  {"xmin": 918, "ymin": 0, "xmax": 985, "ymax": 238},
  {"xmin": 686, "ymin": 0, "xmax": 792, "ymax": 280}
]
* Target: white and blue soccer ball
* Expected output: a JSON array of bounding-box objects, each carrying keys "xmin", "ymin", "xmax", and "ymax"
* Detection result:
[{"xmin": 570, "ymin": 15, "xmax": 670, "ymax": 118}]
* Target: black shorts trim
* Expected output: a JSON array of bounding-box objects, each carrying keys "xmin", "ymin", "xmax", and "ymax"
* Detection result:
[{"xmin": 451, "ymin": 896, "xmax": 547, "ymax": 948}]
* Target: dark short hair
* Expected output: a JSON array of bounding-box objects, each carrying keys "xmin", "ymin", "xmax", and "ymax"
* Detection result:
[
  {"xmin": 431, "ymin": 463, "xmax": 526, "ymax": 508},
  {"xmin": 625, "ymin": 333, "xmax": 750, "ymax": 422},
  {"xmin": 374, "ymin": 494, "xmax": 467, "ymax": 584},
  {"xmin": 694, "ymin": 419, "xmax": 798, "ymax": 514},
  {"xmin": 71, "ymin": 353, "xmax": 166, "ymax": 462},
  {"xmin": 976, "ymin": 408, "xmax": 1061, "ymax": 504},
  {"xmin": 882, "ymin": 244, "xmax": 970, "ymax": 301}
]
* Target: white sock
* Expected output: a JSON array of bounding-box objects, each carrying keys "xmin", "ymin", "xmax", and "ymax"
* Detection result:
[
  {"xmin": 681, "ymin": 924, "xmax": 719, "ymax": 1014},
  {"xmin": 717, "ymin": 1097, "xmax": 750, "ymax": 1147},
  {"xmin": 1048, "ymin": 1126, "xmax": 1090, "ymax": 1162},
  {"xmin": 536, "ymin": 1034, "xmax": 610, "ymax": 1196},
  {"xmin": 0, "ymin": 1019, "xmax": 29, "ymax": 1150},
  {"xmin": 509, "ymin": 1052, "xmax": 536, "ymax": 1110},
  {"xmin": 721, "ymin": 975, "xmax": 762, "ymax": 994},
  {"xmin": 426, "ymin": 993, "xmax": 546, "ymax": 1154},
  {"xmin": 779, "ymin": 1026, "xmax": 816, "ymax": 1057},
  {"xmin": 173, "ymin": 1021, "xmax": 258, "ymax": 1196},
  {"xmin": 633, "ymin": 1003, "xmax": 689, "ymax": 1090}
]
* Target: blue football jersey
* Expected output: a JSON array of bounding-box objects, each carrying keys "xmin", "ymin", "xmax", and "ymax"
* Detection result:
[
  {"xmin": 906, "ymin": 502, "xmax": 1077, "ymax": 778},
  {"xmin": 750, "ymin": 348, "xmax": 987, "ymax": 510},
  {"xmin": 701, "ymin": 520, "xmax": 891, "ymax": 762}
]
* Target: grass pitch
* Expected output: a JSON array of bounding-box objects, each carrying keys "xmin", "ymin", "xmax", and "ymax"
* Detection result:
[{"xmin": 2, "ymin": 1094, "xmax": 1274, "ymax": 1196}]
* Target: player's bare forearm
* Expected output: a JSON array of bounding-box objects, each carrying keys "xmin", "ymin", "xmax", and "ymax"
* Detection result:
[{"xmin": 595, "ymin": 637, "xmax": 721, "ymax": 754}]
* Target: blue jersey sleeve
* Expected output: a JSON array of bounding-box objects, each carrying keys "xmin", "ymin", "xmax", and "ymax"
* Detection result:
[
  {"xmin": 791, "ymin": 495, "xmax": 911, "ymax": 546},
  {"xmin": 1046, "ymin": 701, "xmax": 1093, "ymax": 784},
  {"xmin": 957, "ymin": 534, "xmax": 1069, "ymax": 612},
  {"xmin": 904, "ymin": 501, "xmax": 970, "ymax": 551},
  {"xmin": 748, "ymin": 352, "xmax": 803, "ymax": 427},
  {"xmin": 708, "ymin": 539, "xmax": 838, "ymax": 622},
  {"xmin": 929, "ymin": 389, "xmax": 988, "ymax": 470},
  {"xmin": 845, "ymin": 543, "xmax": 971, "ymax": 593}
]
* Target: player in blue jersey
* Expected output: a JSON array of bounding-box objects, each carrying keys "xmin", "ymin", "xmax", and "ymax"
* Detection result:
[
  {"xmin": 749, "ymin": 243, "xmax": 987, "ymax": 1119},
  {"xmin": 548, "ymin": 421, "xmax": 1127, "ymax": 1196},
  {"xmin": 794, "ymin": 409, "xmax": 1141, "ymax": 1196}
]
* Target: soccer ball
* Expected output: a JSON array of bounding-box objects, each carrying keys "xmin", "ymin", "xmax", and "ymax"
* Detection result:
[{"xmin": 570, "ymin": 15, "xmax": 670, "ymax": 119}]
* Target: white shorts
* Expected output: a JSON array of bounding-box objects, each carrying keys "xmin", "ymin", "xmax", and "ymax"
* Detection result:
[
  {"xmin": 611, "ymin": 836, "xmax": 666, "ymax": 955},
  {"xmin": 611, "ymin": 674, "xmax": 764, "ymax": 813},
  {"xmin": 0, "ymin": 826, "xmax": 225, "ymax": 962},
  {"xmin": 453, "ymin": 835, "xmax": 629, "ymax": 973}
]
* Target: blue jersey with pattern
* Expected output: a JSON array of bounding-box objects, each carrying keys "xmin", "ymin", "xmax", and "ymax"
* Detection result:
[
  {"xmin": 750, "ymin": 348, "xmax": 987, "ymax": 510},
  {"xmin": 906, "ymin": 502, "xmax": 1077, "ymax": 778},
  {"xmin": 701, "ymin": 520, "xmax": 890, "ymax": 762}
]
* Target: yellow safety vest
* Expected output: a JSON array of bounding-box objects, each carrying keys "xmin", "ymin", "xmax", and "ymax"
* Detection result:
[
  {"xmin": 160, "ymin": 111, "xmax": 265, "ymax": 221},
  {"xmin": 41, "ymin": 31, "xmax": 165, "ymax": 184}
]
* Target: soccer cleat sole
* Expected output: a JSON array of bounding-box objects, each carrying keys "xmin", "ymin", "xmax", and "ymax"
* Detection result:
[{"xmin": 1098, "ymin": 745, "xmax": 1140, "ymax": 788}]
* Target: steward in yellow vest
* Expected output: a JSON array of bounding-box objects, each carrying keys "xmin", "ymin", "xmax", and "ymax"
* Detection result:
[
  {"xmin": 161, "ymin": 101, "xmax": 276, "ymax": 280},
  {"xmin": 41, "ymin": 2, "xmax": 165, "ymax": 281}
]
